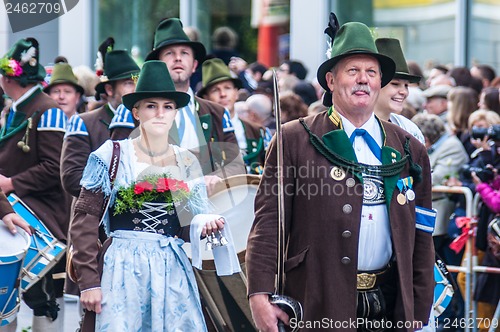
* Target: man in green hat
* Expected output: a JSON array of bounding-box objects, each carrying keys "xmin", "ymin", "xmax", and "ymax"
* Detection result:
[
  {"xmin": 197, "ymin": 58, "xmax": 267, "ymax": 174},
  {"xmin": 61, "ymin": 48, "xmax": 140, "ymax": 200},
  {"xmin": 0, "ymin": 37, "xmax": 69, "ymax": 332},
  {"xmin": 373, "ymin": 38, "xmax": 425, "ymax": 145},
  {"xmin": 147, "ymin": 18, "xmax": 244, "ymax": 194},
  {"xmin": 246, "ymin": 20, "xmax": 434, "ymax": 331},
  {"xmin": 44, "ymin": 62, "xmax": 85, "ymax": 119}
]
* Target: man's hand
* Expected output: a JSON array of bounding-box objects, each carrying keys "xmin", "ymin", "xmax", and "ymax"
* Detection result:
[
  {"xmin": 0, "ymin": 174, "xmax": 13, "ymax": 194},
  {"xmin": 204, "ymin": 175, "xmax": 222, "ymax": 197},
  {"xmin": 80, "ymin": 288, "xmax": 103, "ymax": 314},
  {"xmin": 249, "ymin": 294, "xmax": 290, "ymax": 332},
  {"xmin": 2, "ymin": 212, "xmax": 32, "ymax": 235}
]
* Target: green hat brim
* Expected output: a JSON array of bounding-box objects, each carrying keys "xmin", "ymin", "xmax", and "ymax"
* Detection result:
[
  {"xmin": 196, "ymin": 77, "xmax": 242, "ymax": 97},
  {"xmin": 394, "ymin": 72, "xmax": 421, "ymax": 84},
  {"xmin": 122, "ymin": 91, "xmax": 190, "ymax": 112},
  {"xmin": 145, "ymin": 40, "xmax": 206, "ymax": 63},
  {"xmin": 44, "ymin": 80, "xmax": 84, "ymax": 95},
  {"xmin": 94, "ymin": 69, "xmax": 141, "ymax": 95},
  {"xmin": 317, "ymin": 51, "xmax": 396, "ymax": 91}
]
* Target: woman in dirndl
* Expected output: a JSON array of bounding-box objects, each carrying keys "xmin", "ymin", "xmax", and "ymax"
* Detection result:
[{"xmin": 69, "ymin": 60, "xmax": 227, "ymax": 332}]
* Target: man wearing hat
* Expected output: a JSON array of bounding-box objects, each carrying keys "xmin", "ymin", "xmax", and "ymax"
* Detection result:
[
  {"xmin": 423, "ymin": 85, "xmax": 451, "ymax": 123},
  {"xmin": 373, "ymin": 38, "xmax": 425, "ymax": 145},
  {"xmin": 61, "ymin": 49, "xmax": 140, "ymax": 199},
  {"xmin": 44, "ymin": 62, "xmax": 85, "ymax": 119},
  {"xmin": 197, "ymin": 58, "xmax": 267, "ymax": 174},
  {"xmin": 246, "ymin": 20, "xmax": 434, "ymax": 331},
  {"xmin": 0, "ymin": 38, "xmax": 69, "ymax": 332},
  {"xmin": 147, "ymin": 18, "xmax": 244, "ymax": 194}
]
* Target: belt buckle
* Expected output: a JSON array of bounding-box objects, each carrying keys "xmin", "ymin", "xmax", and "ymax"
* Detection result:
[{"xmin": 357, "ymin": 273, "xmax": 376, "ymax": 290}]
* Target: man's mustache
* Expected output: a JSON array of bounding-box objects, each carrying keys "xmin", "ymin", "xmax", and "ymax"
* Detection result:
[{"xmin": 352, "ymin": 84, "xmax": 370, "ymax": 94}]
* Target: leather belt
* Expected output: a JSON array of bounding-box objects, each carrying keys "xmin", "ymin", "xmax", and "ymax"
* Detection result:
[{"xmin": 357, "ymin": 264, "xmax": 396, "ymax": 290}]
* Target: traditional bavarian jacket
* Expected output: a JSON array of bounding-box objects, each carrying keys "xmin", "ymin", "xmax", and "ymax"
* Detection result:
[
  {"xmin": 246, "ymin": 109, "xmax": 435, "ymax": 331},
  {"xmin": 61, "ymin": 103, "xmax": 117, "ymax": 197},
  {"xmin": 0, "ymin": 86, "xmax": 69, "ymax": 241}
]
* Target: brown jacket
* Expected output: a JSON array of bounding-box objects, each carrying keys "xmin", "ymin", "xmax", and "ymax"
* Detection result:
[
  {"xmin": 0, "ymin": 87, "xmax": 69, "ymax": 241},
  {"xmin": 61, "ymin": 104, "xmax": 114, "ymax": 197},
  {"xmin": 246, "ymin": 111, "xmax": 434, "ymax": 331}
]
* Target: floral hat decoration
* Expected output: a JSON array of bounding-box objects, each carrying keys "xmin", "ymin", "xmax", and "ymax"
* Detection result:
[{"xmin": 0, "ymin": 38, "xmax": 46, "ymax": 85}]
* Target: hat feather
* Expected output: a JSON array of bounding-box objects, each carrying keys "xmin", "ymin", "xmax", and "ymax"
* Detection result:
[
  {"xmin": 324, "ymin": 12, "xmax": 339, "ymax": 59},
  {"xmin": 95, "ymin": 37, "xmax": 114, "ymax": 76}
]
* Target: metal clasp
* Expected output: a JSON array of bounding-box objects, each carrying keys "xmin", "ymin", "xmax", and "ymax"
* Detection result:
[{"xmin": 357, "ymin": 273, "xmax": 376, "ymax": 290}]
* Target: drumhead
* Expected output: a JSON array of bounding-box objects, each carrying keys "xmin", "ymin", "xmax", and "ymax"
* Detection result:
[
  {"xmin": 0, "ymin": 224, "xmax": 30, "ymax": 261},
  {"xmin": 183, "ymin": 175, "xmax": 260, "ymax": 263}
]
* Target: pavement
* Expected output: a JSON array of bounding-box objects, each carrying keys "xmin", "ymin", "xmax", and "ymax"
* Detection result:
[{"xmin": 16, "ymin": 295, "xmax": 81, "ymax": 332}]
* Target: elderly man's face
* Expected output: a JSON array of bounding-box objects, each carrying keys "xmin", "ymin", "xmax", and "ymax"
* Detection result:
[{"xmin": 326, "ymin": 55, "xmax": 382, "ymax": 116}]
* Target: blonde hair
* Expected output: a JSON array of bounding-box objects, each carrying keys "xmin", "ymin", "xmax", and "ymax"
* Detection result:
[{"xmin": 468, "ymin": 109, "xmax": 500, "ymax": 129}]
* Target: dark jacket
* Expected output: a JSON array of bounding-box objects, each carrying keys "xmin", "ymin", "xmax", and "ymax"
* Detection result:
[{"xmin": 246, "ymin": 111, "xmax": 434, "ymax": 331}]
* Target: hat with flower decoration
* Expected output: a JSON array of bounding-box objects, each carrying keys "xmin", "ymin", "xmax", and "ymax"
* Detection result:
[
  {"xmin": 94, "ymin": 50, "xmax": 141, "ymax": 97},
  {"xmin": 0, "ymin": 38, "xmax": 46, "ymax": 86}
]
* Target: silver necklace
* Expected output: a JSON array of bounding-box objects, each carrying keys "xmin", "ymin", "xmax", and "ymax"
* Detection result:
[{"xmin": 136, "ymin": 139, "xmax": 170, "ymax": 157}]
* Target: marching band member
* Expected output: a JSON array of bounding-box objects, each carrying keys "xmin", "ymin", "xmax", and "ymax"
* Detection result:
[
  {"xmin": 0, "ymin": 38, "xmax": 69, "ymax": 332},
  {"xmin": 246, "ymin": 20, "xmax": 435, "ymax": 332},
  {"xmin": 70, "ymin": 61, "xmax": 232, "ymax": 331}
]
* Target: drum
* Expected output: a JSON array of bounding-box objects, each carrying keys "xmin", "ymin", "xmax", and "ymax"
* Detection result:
[
  {"xmin": 183, "ymin": 174, "xmax": 260, "ymax": 331},
  {"xmin": 7, "ymin": 194, "xmax": 67, "ymax": 292},
  {"xmin": 0, "ymin": 224, "xmax": 30, "ymax": 327}
]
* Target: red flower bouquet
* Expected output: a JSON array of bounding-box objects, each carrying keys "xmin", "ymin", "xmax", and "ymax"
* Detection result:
[{"xmin": 113, "ymin": 174, "xmax": 191, "ymax": 216}]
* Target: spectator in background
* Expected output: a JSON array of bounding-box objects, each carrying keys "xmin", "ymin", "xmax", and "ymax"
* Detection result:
[
  {"xmin": 228, "ymin": 57, "xmax": 268, "ymax": 94},
  {"xmin": 279, "ymin": 91, "xmax": 308, "ymax": 123},
  {"xmin": 447, "ymin": 86, "xmax": 479, "ymax": 155},
  {"xmin": 281, "ymin": 60, "xmax": 308, "ymax": 80},
  {"xmin": 307, "ymin": 99, "xmax": 327, "ymax": 116},
  {"xmin": 471, "ymin": 64, "xmax": 496, "ymax": 88},
  {"xmin": 210, "ymin": 26, "xmax": 239, "ymax": 65},
  {"xmin": 73, "ymin": 65, "xmax": 102, "ymax": 112},
  {"xmin": 490, "ymin": 76, "xmax": 500, "ymax": 88},
  {"xmin": 293, "ymin": 81, "xmax": 318, "ymax": 106},
  {"xmin": 478, "ymin": 86, "xmax": 500, "ymax": 115},
  {"xmin": 245, "ymin": 93, "xmax": 275, "ymax": 134},
  {"xmin": 406, "ymin": 60, "xmax": 426, "ymax": 112},
  {"xmin": 426, "ymin": 64, "xmax": 449, "ymax": 87},
  {"xmin": 423, "ymin": 84, "xmax": 451, "ymax": 123}
]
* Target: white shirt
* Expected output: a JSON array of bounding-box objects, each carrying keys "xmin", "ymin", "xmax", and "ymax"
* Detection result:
[
  {"xmin": 339, "ymin": 113, "xmax": 393, "ymax": 271},
  {"xmin": 231, "ymin": 112, "xmax": 248, "ymax": 151},
  {"xmin": 175, "ymin": 88, "xmax": 202, "ymax": 150}
]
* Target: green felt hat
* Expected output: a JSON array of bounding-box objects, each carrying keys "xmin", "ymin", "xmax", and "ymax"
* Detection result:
[
  {"xmin": 197, "ymin": 58, "xmax": 242, "ymax": 97},
  {"xmin": 0, "ymin": 38, "xmax": 46, "ymax": 85},
  {"xmin": 43, "ymin": 63, "xmax": 84, "ymax": 94},
  {"xmin": 122, "ymin": 60, "xmax": 190, "ymax": 111},
  {"xmin": 375, "ymin": 38, "xmax": 421, "ymax": 84},
  {"xmin": 317, "ymin": 22, "xmax": 396, "ymax": 91},
  {"xmin": 95, "ymin": 50, "xmax": 140, "ymax": 95},
  {"xmin": 145, "ymin": 18, "xmax": 206, "ymax": 62}
]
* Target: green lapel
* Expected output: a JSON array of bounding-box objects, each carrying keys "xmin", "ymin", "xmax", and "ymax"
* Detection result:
[
  {"xmin": 244, "ymin": 137, "xmax": 263, "ymax": 162},
  {"xmin": 381, "ymin": 145, "xmax": 401, "ymax": 211},
  {"xmin": 198, "ymin": 113, "xmax": 212, "ymax": 143}
]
